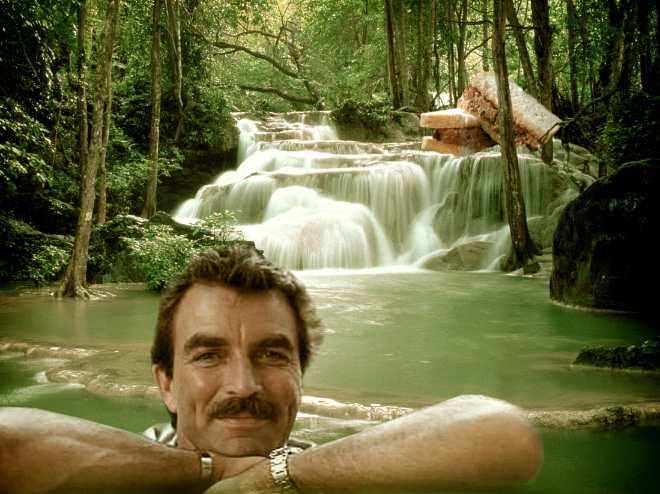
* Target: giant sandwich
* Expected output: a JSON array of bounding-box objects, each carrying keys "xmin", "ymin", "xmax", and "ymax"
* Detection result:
[{"xmin": 457, "ymin": 72, "xmax": 562, "ymax": 151}]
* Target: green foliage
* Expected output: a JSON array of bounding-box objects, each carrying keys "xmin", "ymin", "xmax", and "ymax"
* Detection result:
[
  {"xmin": 87, "ymin": 215, "xmax": 143, "ymax": 281},
  {"xmin": 174, "ymin": 90, "xmax": 232, "ymax": 151},
  {"xmin": 119, "ymin": 211, "xmax": 243, "ymax": 290},
  {"xmin": 104, "ymin": 128, "xmax": 184, "ymax": 215},
  {"xmin": 0, "ymin": 0, "xmax": 75, "ymax": 111},
  {"xmin": 0, "ymin": 98, "xmax": 53, "ymax": 193},
  {"xmin": 22, "ymin": 244, "xmax": 70, "ymax": 286},
  {"xmin": 193, "ymin": 211, "xmax": 244, "ymax": 245},
  {"xmin": 0, "ymin": 215, "xmax": 72, "ymax": 283},
  {"xmin": 122, "ymin": 224, "xmax": 197, "ymax": 291},
  {"xmin": 595, "ymin": 91, "xmax": 660, "ymax": 169},
  {"xmin": 331, "ymin": 100, "xmax": 392, "ymax": 129},
  {"xmin": 0, "ymin": 216, "xmax": 36, "ymax": 281}
]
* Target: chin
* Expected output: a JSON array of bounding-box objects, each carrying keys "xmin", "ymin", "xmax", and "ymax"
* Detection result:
[{"xmin": 216, "ymin": 439, "xmax": 275, "ymax": 457}]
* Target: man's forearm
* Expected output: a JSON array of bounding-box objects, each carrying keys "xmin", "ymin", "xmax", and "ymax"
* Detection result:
[
  {"xmin": 287, "ymin": 395, "xmax": 542, "ymax": 492},
  {"xmin": 0, "ymin": 407, "xmax": 222, "ymax": 493}
]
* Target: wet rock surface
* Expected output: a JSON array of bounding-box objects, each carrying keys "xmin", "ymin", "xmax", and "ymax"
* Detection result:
[
  {"xmin": 550, "ymin": 159, "xmax": 660, "ymax": 312},
  {"xmin": 573, "ymin": 336, "xmax": 660, "ymax": 371}
]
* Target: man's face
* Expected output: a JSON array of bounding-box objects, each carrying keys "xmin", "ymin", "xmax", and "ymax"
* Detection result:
[{"xmin": 153, "ymin": 283, "xmax": 303, "ymax": 457}]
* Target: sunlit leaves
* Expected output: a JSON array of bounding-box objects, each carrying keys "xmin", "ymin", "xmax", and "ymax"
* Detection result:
[{"xmin": 0, "ymin": 98, "xmax": 52, "ymax": 191}]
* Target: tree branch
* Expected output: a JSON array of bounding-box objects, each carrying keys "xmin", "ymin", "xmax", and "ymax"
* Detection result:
[
  {"xmin": 237, "ymin": 84, "xmax": 317, "ymax": 105},
  {"xmin": 206, "ymin": 38, "xmax": 300, "ymax": 79}
]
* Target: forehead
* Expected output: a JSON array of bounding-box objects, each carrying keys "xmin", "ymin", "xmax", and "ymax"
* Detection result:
[{"xmin": 171, "ymin": 284, "xmax": 299, "ymax": 348}]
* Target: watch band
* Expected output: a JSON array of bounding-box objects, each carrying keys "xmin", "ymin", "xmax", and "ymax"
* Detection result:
[
  {"xmin": 269, "ymin": 447, "xmax": 299, "ymax": 492},
  {"xmin": 200, "ymin": 452, "xmax": 213, "ymax": 485}
]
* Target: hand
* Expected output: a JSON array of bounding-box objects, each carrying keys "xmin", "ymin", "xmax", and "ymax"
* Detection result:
[{"xmin": 205, "ymin": 457, "xmax": 273, "ymax": 494}]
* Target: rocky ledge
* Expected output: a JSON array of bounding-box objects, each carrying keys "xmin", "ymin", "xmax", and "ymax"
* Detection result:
[
  {"xmin": 573, "ymin": 336, "xmax": 660, "ymax": 371},
  {"xmin": 2, "ymin": 339, "xmax": 659, "ymax": 429}
]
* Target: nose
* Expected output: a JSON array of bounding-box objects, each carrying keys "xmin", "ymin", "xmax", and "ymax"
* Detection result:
[{"xmin": 224, "ymin": 355, "xmax": 261, "ymax": 397}]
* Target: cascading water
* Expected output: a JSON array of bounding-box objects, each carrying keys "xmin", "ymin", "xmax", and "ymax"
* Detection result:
[{"xmin": 174, "ymin": 111, "xmax": 570, "ymax": 271}]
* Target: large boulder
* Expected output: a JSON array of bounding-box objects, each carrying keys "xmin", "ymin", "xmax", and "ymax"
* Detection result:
[
  {"xmin": 422, "ymin": 241, "xmax": 496, "ymax": 271},
  {"xmin": 550, "ymin": 159, "xmax": 659, "ymax": 312},
  {"xmin": 88, "ymin": 212, "xmax": 202, "ymax": 284},
  {"xmin": 0, "ymin": 215, "xmax": 74, "ymax": 283}
]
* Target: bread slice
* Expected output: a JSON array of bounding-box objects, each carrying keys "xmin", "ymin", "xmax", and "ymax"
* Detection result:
[
  {"xmin": 421, "ymin": 126, "xmax": 495, "ymax": 156},
  {"xmin": 422, "ymin": 136, "xmax": 462, "ymax": 155},
  {"xmin": 420, "ymin": 108, "xmax": 481, "ymax": 129},
  {"xmin": 420, "ymin": 107, "xmax": 496, "ymax": 156},
  {"xmin": 457, "ymin": 72, "xmax": 562, "ymax": 151}
]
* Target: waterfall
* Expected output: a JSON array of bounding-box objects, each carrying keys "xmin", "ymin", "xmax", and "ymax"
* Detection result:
[{"xmin": 174, "ymin": 112, "xmax": 564, "ymax": 271}]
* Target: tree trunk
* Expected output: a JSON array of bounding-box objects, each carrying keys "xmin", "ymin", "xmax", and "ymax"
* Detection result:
[
  {"xmin": 284, "ymin": 28, "xmax": 324, "ymax": 109},
  {"xmin": 424, "ymin": 0, "xmax": 435, "ymax": 108},
  {"xmin": 531, "ymin": 0, "xmax": 554, "ymax": 164},
  {"xmin": 413, "ymin": 0, "xmax": 423, "ymax": 108},
  {"xmin": 447, "ymin": 0, "xmax": 456, "ymax": 106},
  {"xmin": 76, "ymin": 1, "xmax": 88, "ymax": 179},
  {"xmin": 57, "ymin": 0, "xmax": 120, "ymax": 299},
  {"xmin": 384, "ymin": 0, "xmax": 401, "ymax": 109},
  {"xmin": 481, "ymin": 0, "xmax": 490, "ymax": 72},
  {"xmin": 396, "ymin": 0, "xmax": 410, "ymax": 107},
  {"xmin": 637, "ymin": 0, "xmax": 655, "ymax": 94},
  {"xmin": 432, "ymin": 2, "xmax": 441, "ymax": 107},
  {"xmin": 505, "ymin": 0, "xmax": 537, "ymax": 99},
  {"xmin": 413, "ymin": 0, "xmax": 433, "ymax": 111},
  {"xmin": 492, "ymin": 0, "xmax": 540, "ymax": 272},
  {"xmin": 166, "ymin": 0, "xmax": 184, "ymax": 142},
  {"xmin": 565, "ymin": 0, "xmax": 579, "ymax": 115},
  {"xmin": 141, "ymin": 0, "xmax": 163, "ymax": 220},
  {"xmin": 456, "ymin": 0, "xmax": 468, "ymax": 93},
  {"xmin": 96, "ymin": 37, "xmax": 114, "ymax": 226}
]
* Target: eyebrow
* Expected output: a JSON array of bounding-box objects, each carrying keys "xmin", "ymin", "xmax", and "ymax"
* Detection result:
[
  {"xmin": 183, "ymin": 334, "xmax": 229, "ymax": 354},
  {"xmin": 182, "ymin": 333, "xmax": 296, "ymax": 354},
  {"xmin": 254, "ymin": 334, "xmax": 296, "ymax": 353}
]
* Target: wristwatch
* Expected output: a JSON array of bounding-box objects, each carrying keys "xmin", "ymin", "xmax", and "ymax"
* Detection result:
[{"xmin": 269, "ymin": 447, "xmax": 299, "ymax": 492}]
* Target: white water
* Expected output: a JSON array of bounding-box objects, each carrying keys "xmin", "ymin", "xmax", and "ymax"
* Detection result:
[{"xmin": 174, "ymin": 112, "xmax": 571, "ymax": 271}]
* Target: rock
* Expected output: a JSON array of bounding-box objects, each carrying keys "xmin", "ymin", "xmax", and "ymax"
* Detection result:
[
  {"xmin": 157, "ymin": 146, "xmax": 239, "ymax": 216},
  {"xmin": 329, "ymin": 101, "xmax": 422, "ymax": 143},
  {"xmin": 157, "ymin": 113, "xmax": 240, "ymax": 216},
  {"xmin": 422, "ymin": 241, "xmax": 496, "ymax": 271},
  {"xmin": 550, "ymin": 159, "xmax": 660, "ymax": 312},
  {"xmin": 0, "ymin": 215, "xmax": 74, "ymax": 282},
  {"xmin": 527, "ymin": 403, "xmax": 660, "ymax": 428},
  {"xmin": 573, "ymin": 336, "xmax": 660, "ymax": 371},
  {"xmin": 523, "ymin": 262, "xmax": 540, "ymax": 274},
  {"xmin": 527, "ymin": 198, "xmax": 574, "ymax": 251},
  {"xmin": 89, "ymin": 213, "xmax": 195, "ymax": 283},
  {"xmin": 88, "ymin": 212, "xmax": 257, "ymax": 284}
]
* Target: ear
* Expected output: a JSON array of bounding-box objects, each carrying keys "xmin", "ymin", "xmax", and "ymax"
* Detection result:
[{"xmin": 152, "ymin": 364, "xmax": 178, "ymax": 415}]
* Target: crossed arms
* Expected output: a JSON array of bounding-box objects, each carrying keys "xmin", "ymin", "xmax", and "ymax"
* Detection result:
[{"xmin": 0, "ymin": 395, "xmax": 542, "ymax": 493}]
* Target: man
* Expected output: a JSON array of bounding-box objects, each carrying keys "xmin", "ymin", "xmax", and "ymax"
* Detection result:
[
  {"xmin": 146, "ymin": 244, "xmax": 324, "ymax": 460},
  {"xmin": 0, "ymin": 245, "xmax": 543, "ymax": 493}
]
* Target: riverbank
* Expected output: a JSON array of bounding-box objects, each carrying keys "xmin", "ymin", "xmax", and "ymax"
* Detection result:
[{"xmin": 2, "ymin": 337, "xmax": 659, "ymax": 429}]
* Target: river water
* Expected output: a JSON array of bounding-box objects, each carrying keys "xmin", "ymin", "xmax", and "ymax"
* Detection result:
[
  {"xmin": 1, "ymin": 113, "xmax": 658, "ymax": 492},
  {"xmin": 1, "ymin": 270, "xmax": 658, "ymax": 493}
]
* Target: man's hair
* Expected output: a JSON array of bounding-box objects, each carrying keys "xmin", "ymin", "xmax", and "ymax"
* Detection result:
[{"xmin": 151, "ymin": 244, "xmax": 325, "ymax": 378}]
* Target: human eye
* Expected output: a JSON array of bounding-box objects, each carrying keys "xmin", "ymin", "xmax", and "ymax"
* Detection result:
[
  {"xmin": 191, "ymin": 349, "xmax": 225, "ymax": 365},
  {"xmin": 256, "ymin": 348, "xmax": 291, "ymax": 365}
]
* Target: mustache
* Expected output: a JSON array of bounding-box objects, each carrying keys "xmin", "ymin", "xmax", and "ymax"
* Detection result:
[{"xmin": 209, "ymin": 395, "xmax": 279, "ymax": 421}]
